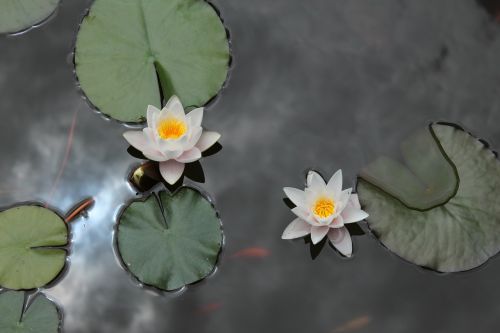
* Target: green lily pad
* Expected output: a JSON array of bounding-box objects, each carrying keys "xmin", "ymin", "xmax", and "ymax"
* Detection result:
[
  {"xmin": 0, "ymin": 291, "xmax": 61, "ymax": 333},
  {"xmin": 0, "ymin": 206, "xmax": 68, "ymax": 290},
  {"xmin": 358, "ymin": 123, "xmax": 500, "ymax": 272},
  {"xmin": 116, "ymin": 187, "xmax": 223, "ymax": 291},
  {"xmin": 0, "ymin": 0, "xmax": 59, "ymax": 34},
  {"xmin": 74, "ymin": 0, "xmax": 231, "ymax": 123},
  {"xmin": 360, "ymin": 125, "xmax": 458, "ymax": 210}
]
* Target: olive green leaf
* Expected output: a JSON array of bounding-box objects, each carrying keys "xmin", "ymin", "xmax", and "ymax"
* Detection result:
[
  {"xmin": 0, "ymin": 206, "xmax": 68, "ymax": 290},
  {"xmin": 358, "ymin": 123, "xmax": 500, "ymax": 272},
  {"xmin": 360, "ymin": 125, "xmax": 458, "ymax": 211},
  {"xmin": 0, "ymin": 0, "xmax": 59, "ymax": 34},
  {"xmin": 74, "ymin": 0, "xmax": 230, "ymax": 123},
  {"xmin": 117, "ymin": 187, "xmax": 223, "ymax": 290},
  {"xmin": 0, "ymin": 291, "xmax": 60, "ymax": 333}
]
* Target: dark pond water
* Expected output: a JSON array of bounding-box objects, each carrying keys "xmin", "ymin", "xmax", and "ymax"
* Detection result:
[{"xmin": 1, "ymin": 0, "xmax": 500, "ymax": 332}]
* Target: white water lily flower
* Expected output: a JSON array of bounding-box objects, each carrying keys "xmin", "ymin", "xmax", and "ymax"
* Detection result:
[
  {"xmin": 282, "ymin": 170, "xmax": 369, "ymax": 257},
  {"xmin": 123, "ymin": 96, "xmax": 220, "ymax": 185}
]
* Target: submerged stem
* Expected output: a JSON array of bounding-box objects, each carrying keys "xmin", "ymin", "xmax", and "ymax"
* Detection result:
[{"xmin": 65, "ymin": 198, "xmax": 95, "ymax": 223}]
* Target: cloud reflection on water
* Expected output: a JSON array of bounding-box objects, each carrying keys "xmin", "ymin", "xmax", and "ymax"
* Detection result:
[{"xmin": 2, "ymin": 0, "xmax": 500, "ymax": 332}]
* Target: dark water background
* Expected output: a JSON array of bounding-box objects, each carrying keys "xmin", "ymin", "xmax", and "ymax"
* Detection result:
[{"xmin": 1, "ymin": 0, "xmax": 500, "ymax": 332}]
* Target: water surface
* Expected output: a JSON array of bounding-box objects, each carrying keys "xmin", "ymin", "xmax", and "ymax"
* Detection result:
[{"xmin": 1, "ymin": 0, "xmax": 500, "ymax": 332}]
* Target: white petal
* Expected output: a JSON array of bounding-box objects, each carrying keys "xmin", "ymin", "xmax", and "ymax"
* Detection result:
[
  {"xmin": 159, "ymin": 149, "xmax": 183, "ymax": 161},
  {"xmin": 337, "ymin": 188, "xmax": 353, "ymax": 213},
  {"xmin": 144, "ymin": 127, "xmax": 157, "ymax": 144},
  {"xmin": 310, "ymin": 226, "xmax": 330, "ymax": 244},
  {"xmin": 306, "ymin": 170, "xmax": 326, "ymax": 192},
  {"xmin": 283, "ymin": 187, "xmax": 306, "ymax": 208},
  {"xmin": 349, "ymin": 193, "xmax": 361, "ymax": 209},
  {"xmin": 196, "ymin": 131, "xmax": 221, "ymax": 152},
  {"xmin": 328, "ymin": 227, "xmax": 352, "ymax": 257},
  {"xmin": 327, "ymin": 169, "xmax": 343, "ymax": 198},
  {"xmin": 313, "ymin": 214, "xmax": 334, "ymax": 225},
  {"xmin": 159, "ymin": 160, "xmax": 185, "ymax": 185},
  {"xmin": 341, "ymin": 188, "xmax": 352, "ymax": 197},
  {"xmin": 157, "ymin": 139, "xmax": 184, "ymax": 153},
  {"xmin": 341, "ymin": 205, "xmax": 369, "ymax": 224},
  {"xmin": 304, "ymin": 188, "xmax": 316, "ymax": 206},
  {"xmin": 123, "ymin": 131, "xmax": 151, "ymax": 151},
  {"xmin": 281, "ymin": 218, "xmax": 311, "ymax": 239},
  {"xmin": 291, "ymin": 207, "xmax": 317, "ymax": 225},
  {"xmin": 306, "ymin": 170, "xmax": 316, "ymax": 187},
  {"xmin": 186, "ymin": 108, "xmax": 204, "ymax": 128},
  {"xmin": 329, "ymin": 215, "xmax": 344, "ymax": 228},
  {"xmin": 184, "ymin": 126, "xmax": 203, "ymax": 150},
  {"xmin": 176, "ymin": 147, "xmax": 202, "ymax": 163},
  {"xmin": 142, "ymin": 149, "xmax": 167, "ymax": 162},
  {"xmin": 146, "ymin": 105, "xmax": 160, "ymax": 129},
  {"xmin": 174, "ymin": 131, "xmax": 191, "ymax": 150},
  {"xmin": 124, "ymin": 129, "xmax": 169, "ymax": 162},
  {"xmin": 163, "ymin": 95, "xmax": 185, "ymax": 118}
]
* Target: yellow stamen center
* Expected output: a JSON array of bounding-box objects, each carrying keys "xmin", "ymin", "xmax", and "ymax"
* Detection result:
[
  {"xmin": 156, "ymin": 118, "xmax": 187, "ymax": 140},
  {"xmin": 313, "ymin": 197, "xmax": 335, "ymax": 219}
]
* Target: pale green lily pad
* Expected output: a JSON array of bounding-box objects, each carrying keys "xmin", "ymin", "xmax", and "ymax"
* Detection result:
[
  {"xmin": 0, "ymin": 0, "xmax": 59, "ymax": 34},
  {"xmin": 117, "ymin": 187, "xmax": 223, "ymax": 291},
  {"xmin": 74, "ymin": 0, "xmax": 230, "ymax": 123},
  {"xmin": 358, "ymin": 123, "xmax": 500, "ymax": 272},
  {"xmin": 0, "ymin": 206, "xmax": 68, "ymax": 290},
  {"xmin": 0, "ymin": 291, "xmax": 61, "ymax": 333},
  {"xmin": 360, "ymin": 125, "xmax": 458, "ymax": 210}
]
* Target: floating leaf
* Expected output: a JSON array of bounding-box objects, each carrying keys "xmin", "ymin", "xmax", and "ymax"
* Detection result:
[
  {"xmin": 0, "ymin": 291, "xmax": 61, "ymax": 333},
  {"xmin": 116, "ymin": 187, "xmax": 223, "ymax": 290},
  {"xmin": 0, "ymin": 206, "xmax": 68, "ymax": 290},
  {"xmin": 360, "ymin": 125, "xmax": 458, "ymax": 210},
  {"xmin": 0, "ymin": 0, "xmax": 59, "ymax": 34},
  {"xmin": 74, "ymin": 0, "xmax": 230, "ymax": 123},
  {"xmin": 358, "ymin": 123, "xmax": 500, "ymax": 272}
]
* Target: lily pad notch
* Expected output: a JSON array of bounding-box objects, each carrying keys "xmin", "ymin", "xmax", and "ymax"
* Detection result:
[
  {"xmin": 0, "ymin": 0, "xmax": 61, "ymax": 35},
  {"xmin": 115, "ymin": 186, "xmax": 224, "ymax": 291},
  {"xmin": 74, "ymin": 0, "xmax": 232, "ymax": 123},
  {"xmin": 359, "ymin": 123, "xmax": 460, "ymax": 211},
  {"xmin": 0, "ymin": 290, "xmax": 62, "ymax": 333},
  {"xmin": 0, "ymin": 204, "xmax": 69, "ymax": 290},
  {"xmin": 357, "ymin": 122, "xmax": 500, "ymax": 273}
]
